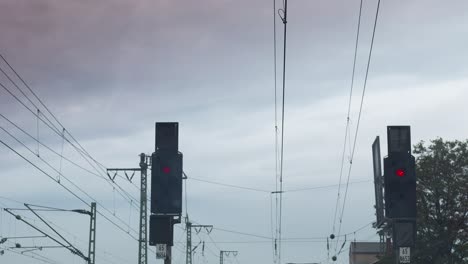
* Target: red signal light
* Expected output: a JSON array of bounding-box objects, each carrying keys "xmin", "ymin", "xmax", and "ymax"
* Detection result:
[
  {"xmin": 396, "ymin": 169, "xmax": 405, "ymax": 177},
  {"xmin": 162, "ymin": 167, "xmax": 171, "ymax": 174}
]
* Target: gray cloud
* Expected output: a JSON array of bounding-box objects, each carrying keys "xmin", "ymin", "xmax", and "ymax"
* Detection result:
[{"xmin": 1, "ymin": 0, "xmax": 468, "ymax": 263}]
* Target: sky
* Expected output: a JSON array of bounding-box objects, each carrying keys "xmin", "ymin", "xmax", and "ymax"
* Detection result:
[{"xmin": 0, "ymin": 0, "xmax": 468, "ymax": 263}]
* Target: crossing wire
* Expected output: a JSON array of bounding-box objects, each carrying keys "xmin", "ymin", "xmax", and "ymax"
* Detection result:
[
  {"xmin": 0, "ymin": 80, "xmax": 143, "ymax": 241},
  {"xmin": 187, "ymin": 173, "xmax": 370, "ymax": 193},
  {"xmin": 0, "ymin": 56, "xmax": 140, "ymax": 209},
  {"xmin": 2, "ymin": 186, "xmax": 149, "ymax": 263},
  {"xmin": 0, "ymin": 113, "xmax": 139, "ymax": 212},
  {"xmin": 0, "ymin": 79, "xmax": 139, "ymax": 211},
  {"xmin": 188, "ymin": 177, "xmax": 270, "ymax": 193},
  {"xmin": 0, "ymin": 138, "xmax": 139, "ymax": 240},
  {"xmin": 0, "ymin": 54, "xmax": 63, "ymax": 133},
  {"xmin": 0, "ymin": 123, "xmax": 139, "ymax": 232},
  {"xmin": 17, "ymin": 210, "xmax": 130, "ymax": 264},
  {"xmin": 335, "ymin": 0, "xmax": 382, "ymax": 253}
]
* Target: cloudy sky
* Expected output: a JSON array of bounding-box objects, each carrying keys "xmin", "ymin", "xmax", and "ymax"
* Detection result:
[{"xmin": 1, "ymin": 0, "xmax": 468, "ymax": 263}]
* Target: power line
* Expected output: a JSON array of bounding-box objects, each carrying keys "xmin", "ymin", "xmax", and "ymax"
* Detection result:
[
  {"xmin": 180, "ymin": 240, "xmax": 328, "ymax": 244},
  {"xmin": 272, "ymin": 0, "xmax": 281, "ymax": 262},
  {"xmin": 188, "ymin": 177, "xmax": 270, "ymax": 193},
  {"xmin": 0, "ymin": 54, "xmax": 63, "ymax": 131},
  {"xmin": 1, "ymin": 199, "xmax": 130, "ymax": 264},
  {"xmin": 0, "ymin": 138, "xmax": 139, "ymax": 241},
  {"xmin": 0, "ymin": 74, "xmax": 55, "ymax": 135},
  {"xmin": 0, "ymin": 82, "xmax": 138, "ymax": 209},
  {"xmin": 270, "ymin": 193, "xmax": 276, "ymax": 263},
  {"xmin": 194, "ymin": 220, "xmax": 372, "ymax": 241},
  {"xmin": 285, "ymin": 180, "xmax": 370, "ymax": 193},
  {"xmin": 335, "ymin": 0, "xmax": 382, "ymax": 253},
  {"xmin": 2, "ymin": 193, "xmax": 155, "ymax": 263},
  {"xmin": 332, "ymin": 0, "xmax": 364, "ymax": 237},
  {"xmin": 0, "ymin": 56, "xmax": 140, "ymax": 210},
  {"xmin": 0, "ymin": 79, "xmax": 144, "ymax": 242},
  {"xmin": 0, "ymin": 113, "xmax": 140, "ymax": 212},
  {"xmin": 0, "ymin": 124, "xmax": 139, "ymax": 230},
  {"xmin": 0, "ymin": 113, "xmax": 108, "ymax": 178},
  {"xmin": 1, "ymin": 243, "xmax": 61, "ymax": 264},
  {"xmin": 4, "ymin": 208, "xmax": 87, "ymax": 261},
  {"xmin": 278, "ymin": 1, "xmax": 289, "ymax": 263},
  {"xmin": 190, "ymin": 175, "xmax": 369, "ymax": 194},
  {"xmin": 282, "ymin": 221, "xmax": 373, "ymax": 241},
  {"xmin": 205, "ymin": 232, "xmax": 221, "ymax": 252},
  {"xmin": 213, "ymin": 227, "xmax": 271, "ymax": 240},
  {"xmin": 0, "ymin": 54, "xmax": 151, "ymax": 263}
]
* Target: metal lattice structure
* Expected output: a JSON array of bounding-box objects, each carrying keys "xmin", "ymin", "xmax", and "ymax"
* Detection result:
[
  {"xmin": 220, "ymin": 250, "xmax": 238, "ymax": 264},
  {"xmin": 139, "ymin": 153, "xmax": 149, "ymax": 264},
  {"xmin": 88, "ymin": 202, "xmax": 97, "ymax": 264},
  {"xmin": 107, "ymin": 154, "xmax": 149, "ymax": 264}
]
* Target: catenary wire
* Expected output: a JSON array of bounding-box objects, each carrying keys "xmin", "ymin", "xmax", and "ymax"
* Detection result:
[
  {"xmin": 0, "ymin": 124, "xmax": 139, "ymax": 233},
  {"xmin": 278, "ymin": 2, "xmax": 288, "ymax": 263},
  {"xmin": 0, "ymin": 113, "xmax": 140, "ymax": 212},
  {"xmin": 2, "ymin": 244, "xmax": 61, "ymax": 264},
  {"xmin": 335, "ymin": 0, "xmax": 382, "ymax": 253},
  {"xmin": 188, "ymin": 177, "xmax": 270, "ymax": 193},
  {"xmin": 332, "ymin": 0, "xmax": 364, "ymax": 236},
  {"xmin": 0, "ymin": 60, "xmax": 140, "ymax": 210},
  {"xmin": 0, "ymin": 138, "xmax": 139, "ymax": 240},
  {"xmin": 0, "ymin": 103, "xmax": 141, "ymax": 237},
  {"xmin": 0, "ymin": 81, "xmax": 139, "ymax": 209},
  {"xmin": 273, "ymin": 0, "xmax": 281, "ymax": 261}
]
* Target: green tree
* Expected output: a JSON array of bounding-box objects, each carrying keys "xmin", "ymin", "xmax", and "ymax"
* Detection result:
[{"xmin": 412, "ymin": 138, "xmax": 468, "ymax": 263}]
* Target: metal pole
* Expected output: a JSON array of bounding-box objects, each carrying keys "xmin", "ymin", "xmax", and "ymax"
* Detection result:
[
  {"xmin": 220, "ymin": 250, "xmax": 224, "ymax": 264},
  {"xmin": 139, "ymin": 153, "xmax": 148, "ymax": 264},
  {"xmin": 164, "ymin": 245, "xmax": 172, "ymax": 264},
  {"xmin": 186, "ymin": 220, "xmax": 192, "ymax": 264},
  {"xmin": 395, "ymin": 248, "xmax": 399, "ymax": 264},
  {"xmin": 88, "ymin": 202, "xmax": 97, "ymax": 264}
]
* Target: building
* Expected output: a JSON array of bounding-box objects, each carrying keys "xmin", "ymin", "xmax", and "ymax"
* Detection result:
[{"xmin": 349, "ymin": 242, "xmax": 385, "ymax": 264}]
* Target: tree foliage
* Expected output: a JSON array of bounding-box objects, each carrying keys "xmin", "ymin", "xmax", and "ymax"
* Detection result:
[{"xmin": 412, "ymin": 138, "xmax": 468, "ymax": 263}]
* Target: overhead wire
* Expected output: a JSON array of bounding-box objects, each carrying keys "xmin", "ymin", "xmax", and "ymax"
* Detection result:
[
  {"xmin": 0, "ymin": 53, "xmax": 123, "ymax": 183},
  {"xmin": 1, "ymin": 197, "xmax": 129, "ymax": 264},
  {"xmin": 172, "ymin": 227, "xmax": 187, "ymax": 264},
  {"xmin": 188, "ymin": 175, "xmax": 369, "ymax": 194},
  {"xmin": 0, "ymin": 62, "xmax": 59, "ymax": 134},
  {"xmin": 212, "ymin": 227, "xmax": 271, "ymax": 240},
  {"xmin": 188, "ymin": 177, "xmax": 270, "ymax": 193},
  {"xmin": 0, "ymin": 55, "xmax": 141, "ymax": 207},
  {"xmin": 272, "ymin": 0, "xmax": 281, "ymax": 262},
  {"xmin": 0, "ymin": 138, "xmax": 139, "ymax": 241},
  {"xmin": 2, "ymin": 243, "xmax": 61, "ymax": 264},
  {"xmin": 184, "ymin": 240, "xmax": 328, "ymax": 244},
  {"xmin": 277, "ymin": 1, "xmax": 288, "ymax": 263},
  {"xmin": 4, "ymin": 207, "xmax": 87, "ymax": 260},
  {"xmin": 196, "ymin": 231, "xmax": 221, "ymax": 262},
  {"xmin": 0, "ymin": 124, "xmax": 139, "ymax": 234},
  {"xmin": 190, "ymin": 219, "xmax": 372, "ymax": 242},
  {"xmin": 335, "ymin": 0, "xmax": 382, "ymax": 253},
  {"xmin": 24, "ymin": 208, "xmax": 129, "ymax": 264},
  {"xmin": 0, "ymin": 54, "xmax": 63, "ymax": 133},
  {"xmin": 30, "ymin": 219, "xmax": 128, "ymax": 264},
  {"xmin": 270, "ymin": 194, "xmax": 276, "ymax": 262},
  {"xmin": 0, "ymin": 63, "xmax": 146, "ymax": 243},
  {"xmin": 332, "ymin": 0, "xmax": 364, "ymax": 237},
  {"xmin": 284, "ymin": 180, "xmax": 370, "ymax": 193},
  {"xmin": 0, "ymin": 81, "xmax": 139, "ymax": 211}
]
